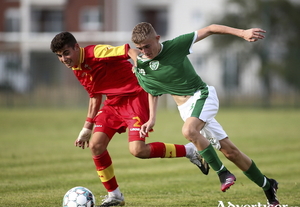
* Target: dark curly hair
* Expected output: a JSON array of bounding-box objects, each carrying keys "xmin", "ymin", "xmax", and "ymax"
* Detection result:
[{"xmin": 50, "ymin": 32, "xmax": 77, "ymax": 53}]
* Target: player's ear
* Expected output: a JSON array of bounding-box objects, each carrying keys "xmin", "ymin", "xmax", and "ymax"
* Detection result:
[
  {"xmin": 156, "ymin": 35, "xmax": 161, "ymax": 41},
  {"xmin": 74, "ymin": 43, "xmax": 80, "ymax": 50}
]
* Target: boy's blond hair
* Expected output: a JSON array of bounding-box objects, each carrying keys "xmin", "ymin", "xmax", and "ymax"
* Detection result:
[{"xmin": 131, "ymin": 22, "xmax": 157, "ymax": 44}]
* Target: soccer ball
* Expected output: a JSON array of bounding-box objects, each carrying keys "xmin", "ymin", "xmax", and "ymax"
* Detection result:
[{"xmin": 63, "ymin": 186, "xmax": 96, "ymax": 207}]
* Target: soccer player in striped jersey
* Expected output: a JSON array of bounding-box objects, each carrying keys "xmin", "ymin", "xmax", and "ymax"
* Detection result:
[
  {"xmin": 50, "ymin": 32, "xmax": 209, "ymax": 207},
  {"xmin": 131, "ymin": 22, "xmax": 279, "ymax": 206}
]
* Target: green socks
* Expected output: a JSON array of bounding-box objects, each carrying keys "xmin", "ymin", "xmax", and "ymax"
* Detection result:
[
  {"xmin": 243, "ymin": 161, "xmax": 270, "ymax": 191},
  {"xmin": 200, "ymin": 145, "xmax": 270, "ymax": 191},
  {"xmin": 199, "ymin": 144, "xmax": 227, "ymax": 174}
]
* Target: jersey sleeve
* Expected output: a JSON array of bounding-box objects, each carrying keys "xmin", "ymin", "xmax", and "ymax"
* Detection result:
[
  {"xmin": 164, "ymin": 32, "xmax": 196, "ymax": 56},
  {"xmin": 93, "ymin": 44, "xmax": 130, "ymax": 61}
]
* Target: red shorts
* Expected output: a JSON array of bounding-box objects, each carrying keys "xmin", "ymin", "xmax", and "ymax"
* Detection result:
[{"xmin": 93, "ymin": 90, "xmax": 150, "ymax": 142}]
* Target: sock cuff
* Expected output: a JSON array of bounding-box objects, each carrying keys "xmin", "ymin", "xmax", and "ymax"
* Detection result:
[
  {"xmin": 261, "ymin": 176, "xmax": 267, "ymax": 188},
  {"xmin": 217, "ymin": 165, "xmax": 225, "ymax": 173}
]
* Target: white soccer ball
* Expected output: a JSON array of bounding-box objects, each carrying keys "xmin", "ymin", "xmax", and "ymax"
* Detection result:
[{"xmin": 63, "ymin": 186, "xmax": 96, "ymax": 207}]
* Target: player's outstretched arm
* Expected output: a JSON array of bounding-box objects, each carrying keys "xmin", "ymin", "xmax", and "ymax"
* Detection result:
[{"xmin": 195, "ymin": 24, "xmax": 266, "ymax": 43}]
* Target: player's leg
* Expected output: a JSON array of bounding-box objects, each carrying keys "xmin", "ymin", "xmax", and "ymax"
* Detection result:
[
  {"xmin": 127, "ymin": 128, "xmax": 209, "ymax": 174},
  {"xmin": 219, "ymin": 138, "xmax": 252, "ymax": 171},
  {"xmin": 124, "ymin": 90, "xmax": 209, "ymax": 174},
  {"xmin": 127, "ymin": 90, "xmax": 186, "ymax": 159},
  {"xmin": 129, "ymin": 140, "xmax": 185, "ymax": 158},
  {"xmin": 178, "ymin": 86, "xmax": 235, "ymax": 191},
  {"xmin": 182, "ymin": 117, "xmax": 235, "ymax": 192},
  {"xmin": 207, "ymin": 115, "xmax": 279, "ymax": 205},
  {"xmin": 91, "ymin": 109, "xmax": 126, "ymax": 206},
  {"xmin": 219, "ymin": 138, "xmax": 279, "ymax": 206},
  {"xmin": 90, "ymin": 131, "xmax": 125, "ymax": 207}
]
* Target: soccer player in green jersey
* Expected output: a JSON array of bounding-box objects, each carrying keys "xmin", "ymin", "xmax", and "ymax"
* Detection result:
[{"xmin": 131, "ymin": 22, "xmax": 279, "ymax": 206}]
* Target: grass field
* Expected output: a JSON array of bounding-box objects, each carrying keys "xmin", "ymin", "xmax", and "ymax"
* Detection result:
[{"xmin": 0, "ymin": 107, "xmax": 299, "ymax": 207}]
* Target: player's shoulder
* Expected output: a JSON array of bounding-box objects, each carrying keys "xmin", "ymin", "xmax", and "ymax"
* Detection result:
[
  {"xmin": 83, "ymin": 44, "xmax": 116, "ymax": 59},
  {"xmin": 164, "ymin": 32, "xmax": 195, "ymax": 45},
  {"xmin": 162, "ymin": 32, "xmax": 195, "ymax": 52}
]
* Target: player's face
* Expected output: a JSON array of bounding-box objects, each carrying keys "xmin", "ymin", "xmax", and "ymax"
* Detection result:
[
  {"xmin": 135, "ymin": 35, "xmax": 161, "ymax": 59},
  {"xmin": 55, "ymin": 44, "xmax": 80, "ymax": 68}
]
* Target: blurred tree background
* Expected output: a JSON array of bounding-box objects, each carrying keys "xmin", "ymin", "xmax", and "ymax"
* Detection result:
[
  {"xmin": 1, "ymin": 0, "xmax": 299, "ymax": 108},
  {"xmin": 210, "ymin": 0, "xmax": 300, "ymax": 107}
]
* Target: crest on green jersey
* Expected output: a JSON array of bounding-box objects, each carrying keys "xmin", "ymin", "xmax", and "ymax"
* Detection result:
[{"xmin": 149, "ymin": 60, "xmax": 159, "ymax": 70}]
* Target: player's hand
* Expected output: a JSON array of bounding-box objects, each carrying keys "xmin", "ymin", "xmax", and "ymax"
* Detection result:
[
  {"xmin": 75, "ymin": 128, "xmax": 92, "ymax": 149},
  {"xmin": 140, "ymin": 120, "xmax": 155, "ymax": 138},
  {"xmin": 242, "ymin": 28, "xmax": 266, "ymax": 42}
]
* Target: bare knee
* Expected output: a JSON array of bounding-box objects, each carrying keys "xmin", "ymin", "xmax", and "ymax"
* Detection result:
[
  {"xmin": 182, "ymin": 127, "xmax": 198, "ymax": 142},
  {"xmin": 89, "ymin": 132, "xmax": 110, "ymax": 156},
  {"xmin": 89, "ymin": 141, "xmax": 106, "ymax": 156},
  {"xmin": 182, "ymin": 117, "xmax": 205, "ymax": 142},
  {"xmin": 129, "ymin": 147, "xmax": 144, "ymax": 158},
  {"xmin": 129, "ymin": 142, "xmax": 150, "ymax": 158}
]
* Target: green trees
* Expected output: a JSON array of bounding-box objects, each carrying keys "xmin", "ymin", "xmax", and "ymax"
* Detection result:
[{"xmin": 211, "ymin": 0, "xmax": 300, "ymax": 105}]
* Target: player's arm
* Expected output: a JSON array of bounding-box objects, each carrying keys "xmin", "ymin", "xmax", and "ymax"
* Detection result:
[
  {"xmin": 128, "ymin": 48, "xmax": 140, "ymax": 72},
  {"xmin": 128, "ymin": 48, "xmax": 140, "ymax": 65},
  {"xmin": 84, "ymin": 94, "xmax": 102, "ymax": 129},
  {"xmin": 140, "ymin": 93, "xmax": 159, "ymax": 138},
  {"xmin": 195, "ymin": 24, "xmax": 266, "ymax": 43},
  {"xmin": 75, "ymin": 94, "xmax": 102, "ymax": 149}
]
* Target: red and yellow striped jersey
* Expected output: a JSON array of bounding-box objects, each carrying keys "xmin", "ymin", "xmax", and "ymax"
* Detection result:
[{"xmin": 72, "ymin": 44, "xmax": 141, "ymax": 98}]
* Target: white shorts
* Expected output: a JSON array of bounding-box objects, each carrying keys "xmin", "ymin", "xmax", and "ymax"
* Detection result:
[{"xmin": 177, "ymin": 86, "xmax": 227, "ymax": 149}]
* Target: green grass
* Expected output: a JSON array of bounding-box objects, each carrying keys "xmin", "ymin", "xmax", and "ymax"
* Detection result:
[{"xmin": 0, "ymin": 108, "xmax": 299, "ymax": 207}]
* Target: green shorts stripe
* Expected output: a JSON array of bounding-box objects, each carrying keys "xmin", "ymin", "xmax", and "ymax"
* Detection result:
[{"xmin": 191, "ymin": 86, "xmax": 209, "ymax": 118}]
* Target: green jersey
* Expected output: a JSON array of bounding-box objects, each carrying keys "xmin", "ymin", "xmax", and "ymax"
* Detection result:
[{"xmin": 134, "ymin": 32, "xmax": 207, "ymax": 96}]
